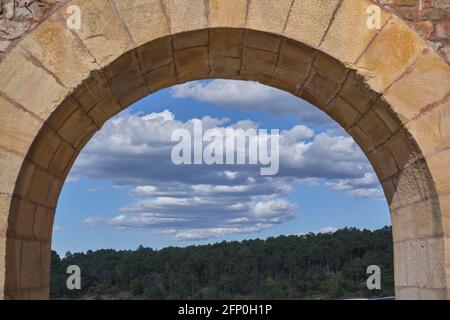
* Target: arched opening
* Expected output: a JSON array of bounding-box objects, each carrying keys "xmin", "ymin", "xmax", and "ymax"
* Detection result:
[{"xmin": 0, "ymin": 0, "xmax": 449, "ymax": 300}]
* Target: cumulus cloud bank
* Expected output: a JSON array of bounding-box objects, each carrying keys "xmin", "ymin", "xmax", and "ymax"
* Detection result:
[
  {"xmin": 72, "ymin": 108, "xmax": 382, "ymax": 241},
  {"xmin": 71, "ymin": 80, "xmax": 383, "ymax": 241}
]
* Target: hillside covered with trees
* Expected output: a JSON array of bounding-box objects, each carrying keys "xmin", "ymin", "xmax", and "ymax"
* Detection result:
[{"xmin": 51, "ymin": 227, "xmax": 394, "ymax": 300}]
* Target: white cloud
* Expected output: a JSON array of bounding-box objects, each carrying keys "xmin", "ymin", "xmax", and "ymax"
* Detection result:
[
  {"xmin": 171, "ymin": 80, "xmax": 333, "ymax": 125},
  {"xmin": 72, "ymin": 105, "xmax": 382, "ymax": 241},
  {"xmin": 318, "ymin": 226, "xmax": 339, "ymax": 234},
  {"xmin": 84, "ymin": 217, "xmax": 103, "ymax": 228},
  {"xmin": 53, "ymin": 225, "xmax": 63, "ymax": 232}
]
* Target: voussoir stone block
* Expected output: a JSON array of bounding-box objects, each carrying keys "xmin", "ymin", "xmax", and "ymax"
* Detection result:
[
  {"xmin": 0, "ymin": 49, "xmax": 69, "ymax": 120},
  {"xmin": 62, "ymin": 0, "xmax": 134, "ymax": 68},
  {"xmin": 406, "ymin": 97, "xmax": 450, "ymax": 157},
  {"xmin": 384, "ymin": 50, "xmax": 450, "ymax": 123},
  {"xmin": 0, "ymin": 150, "xmax": 24, "ymax": 195},
  {"xmin": 208, "ymin": 0, "xmax": 247, "ymax": 28},
  {"xmin": 20, "ymin": 240, "xmax": 41, "ymax": 289},
  {"xmin": 18, "ymin": 14, "xmax": 98, "ymax": 89},
  {"xmin": 162, "ymin": 0, "xmax": 208, "ymax": 34},
  {"xmin": 246, "ymin": 0, "xmax": 293, "ymax": 34},
  {"xmin": 356, "ymin": 15, "xmax": 428, "ymax": 93},
  {"xmin": 0, "ymin": 96, "xmax": 43, "ymax": 155},
  {"xmin": 111, "ymin": 0, "xmax": 170, "ymax": 47},
  {"xmin": 284, "ymin": 0, "xmax": 339, "ymax": 47},
  {"xmin": 320, "ymin": 0, "xmax": 391, "ymax": 65}
]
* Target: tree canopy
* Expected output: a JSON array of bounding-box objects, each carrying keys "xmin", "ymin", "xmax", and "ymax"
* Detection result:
[{"xmin": 51, "ymin": 226, "xmax": 394, "ymax": 300}]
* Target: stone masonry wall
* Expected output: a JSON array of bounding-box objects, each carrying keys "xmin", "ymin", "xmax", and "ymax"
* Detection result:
[{"xmin": 0, "ymin": 0, "xmax": 449, "ymax": 62}]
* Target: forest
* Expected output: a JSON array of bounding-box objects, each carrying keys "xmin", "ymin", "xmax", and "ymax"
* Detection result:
[{"xmin": 51, "ymin": 226, "xmax": 394, "ymax": 300}]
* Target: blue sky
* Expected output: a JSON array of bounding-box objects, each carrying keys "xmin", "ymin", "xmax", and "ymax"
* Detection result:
[{"xmin": 52, "ymin": 80, "xmax": 390, "ymax": 255}]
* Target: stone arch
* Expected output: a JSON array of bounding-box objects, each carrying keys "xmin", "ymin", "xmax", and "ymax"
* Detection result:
[{"xmin": 0, "ymin": 0, "xmax": 449, "ymax": 300}]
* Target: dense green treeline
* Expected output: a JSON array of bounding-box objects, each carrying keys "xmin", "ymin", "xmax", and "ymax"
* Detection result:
[{"xmin": 51, "ymin": 226, "xmax": 394, "ymax": 300}]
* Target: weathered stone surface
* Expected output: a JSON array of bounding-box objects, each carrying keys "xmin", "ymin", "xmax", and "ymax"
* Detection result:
[
  {"xmin": 284, "ymin": 0, "xmax": 339, "ymax": 47},
  {"xmin": 62, "ymin": 0, "xmax": 134, "ymax": 68},
  {"xmin": 320, "ymin": 0, "xmax": 391, "ymax": 64},
  {"xmin": 18, "ymin": 14, "xmax": 97, "ymax": 89},
  {"xmin": 384, "ymin": 49, "xmax": 450, "ymax": 122},
  {"xmin": 0, "ymin": 50, "xmax": 69, "ymax": 119},
  {"xmin": 162, "ymin": 0, "xmax": 207, "ymax": 34},
  {"xmin": 246, "ymin": 0, "xmax": 292, "ymax": 34},
  {"xmin": 0, "ymin": 96, "xmax": 42, "ymax": 155},
  {"xmin": 111, "ymin": 0, "xmax": 170, "ymax": 47},
  {"xmin": 406, "ymin": 97, "xmax": 450, "ymax": 157},
  {"xmin": 0, "ymin": 150, "xmax": 23, "ymax": 195},
  {"xmin": 208, "ymin": 0, "xmax": 247, "ymax": 28},
  {"xmin": 356, "ymin": 15, "xmax": 428, "ymax": 93}
]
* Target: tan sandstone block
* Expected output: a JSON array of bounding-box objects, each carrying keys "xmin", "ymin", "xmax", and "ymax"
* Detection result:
[
  {"xmin": 278, "ymin": 40, "xmax": 315, "ymax": 74},
  {"xmin": 426, "ymin": 237, "xmax": 447, "ymax": 290},
  {"xmin": 271, "ymin": 67, "xmax": 307, "ymax": 94},
  {"xmin": 108, "ymin": 64, "xmax": 149, "ymax": 107},
  {"xmin": 48, "ymin": 143, "xmax": 76, "ymax": 178},
  {"xmin": 0, "ymin": 96, "xmax": 42, "ymax": 155},
  {"xmin": 0, "ymin": 194, "xmax": 11, "ymax": 237},
  {"xmin": 387, "ymin": 129, "xmax": 420, "ymax": 169},
  {"xmin": 356, "ymin": 16, "xmax": 428, "ymax": 93},
  {"xmin": 284, "ymin": 0, "xmax": 339, "ymax": 47},
  {"xmin": 246, "ymin": 0, "xmax": 293, "ymax": 34},
  {"xmin": 394, "ymin": 241, "xmax": 408, "ymax": 287},
  {"xmin": 174, "ymin": 30, "xmax": 208, "ymax": 51},
  {"xmin": 144, "ymin": 64, "xmax": 178, "ymax": 93},
  {"xmin": 174, "ymin": 47, "xmax": 210, "ymax": 83},
  {"xmin": 244, "ymin": 31, "xmax": 281, "ymax": 53},
  {"xmin": 210, "ymin": 29, "xmax": 242, "ymax": 77},
  {"xmin": 241, "ymin": 47, "xmax": 277, "ymax": 83},
  {"xmin": 4, "ymin": 238, "xmax": 21, "ymax": 291},
  {"xmin": 137, "ymin": 37, "xmax": 173, "ymax": 74},
  {"xmin": 19, "ymin": 14, "xmax": 97, "ymax": 89},
  {"xmin": 111, "ymin": 0, "xmax": 170, "ymax": 46},
  {"xmin": 57, "ymin": 108, "xmax": 96, "ymax": 146},
  {"xmin": 9, "ymin": 198, "xmax": 36, "ymax": 239},
  {"xmin": 358, "ymin": 110, "xmax": 392, "ymax": 147},
  {"xmin": 348, "ymin": 125, "xmax": 375, "ymax": 153},
  {"xmin": 88, "ymin": 94, "xmax": 122, "ymax": 128},
  {"xmin": 0, "ymin": 50, "xmax": 69, "ymax": 120},
  {"xmin": 373, "ymin": 99, "xmax": 402, "ymax": 133},
  {"xmin": 327, "ymin": 96, "xmax": 361, "ymax": 129},
  {"xmin": 28, "ymin": 126, "xmax": 61, "ymax": 170},
  {"xmin": 0, "ymin": 150, "xmax": 23, "ymax": 195},
  {"xmin": 162, "ymin": 0, "xmax": 207, "ymax": 34},
  {"xmin": 14, "ymin": 161, "xmax": 35, "ymax": 198},
  {"xmin": 0, "ymin": 236, "xmax": 5, "ymax": 292},
  {"xmin": 32, "ymin": 207, "xmax": 53, "ymax": 241},
  {"xmin": 208, "ymin": 0, "xmax": 247, "ymax": 28},
  {"xmin": 21, "ymin": 240, "xmax": 41, "ymax": 289},
  {"xmin": 384, "ymin": 50, "xmax": 450, "ymax": 122},
  {"xmin": 320, "ymin": 0, "xmax": 391, "ymax": 64},
  {"xmin": 28, "ymin": 169, "xmax": 54, "ymax": 206},
  {"xmin": 427, "ymin": 149, "xmax": 450, "ymax": 194},
  {"xmin": 72, "ymin": 72, "xmax": 112, "ymax": 113},
  {"xmin": 63, "ymin": 0, "xmax": 134, "ymax": 68},
  {"xmin": 405, "ymin": 239, "xmax": 429, "ymax": 288},
  {"xmin": 339, "ymin": 72, "xmax": 378, "ymax": 115},
  {"xmin": 392, "ymin": 198, "xmax": 442, "ymax": 242},
  {"xmin": 210, "ymin": 29, "xmax": 242, "ymax": 58},
  {"xmin": 39, "ymin": 242, "xmax": 52, "ymax": 289},
  {"xmin": 406, "ymin": 98, "xmax": 450, "ymax": 157},
  {"xmin": 367, "ymin": 144, "xmax": 398, "ymax": 181}
]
